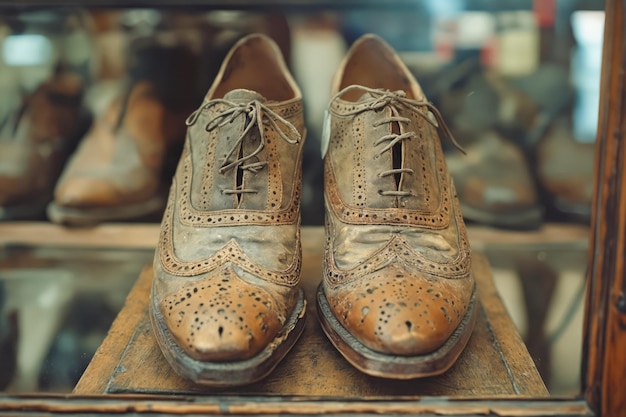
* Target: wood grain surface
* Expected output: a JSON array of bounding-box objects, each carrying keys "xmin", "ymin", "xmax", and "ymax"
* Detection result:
[{"xmin": 583, "ymin": 0, "xmax": 626, "ymax": 415}]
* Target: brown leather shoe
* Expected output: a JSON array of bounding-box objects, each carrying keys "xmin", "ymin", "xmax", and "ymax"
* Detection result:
[
  {"xmin": 446, "ymin": 131, "xmax": 543, "ymax": 229},
  {"xmin": 0, "ymin": 72, "xmax": 88, "ymax": 220},
  {"xmin": 318, "ymin": 34, "xmax": 477, "ymax": 379},
  {"xmin": 150, "ymin": 34, "xmax": 306, "ymax": 386},
  {"xmin": 537, "ymin": 116, "xmax": 594, "ymax": 222},
  {"xmin": 48, "ymin": 37, "xmax": 199, "ymax": 226}
]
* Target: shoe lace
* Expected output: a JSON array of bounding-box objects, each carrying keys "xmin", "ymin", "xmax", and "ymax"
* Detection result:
[
  {"xmin": 328, "ymin": 85, "xmax": 465, "ymax": 197},
  {"xmin": 186, "ymin": 98, "xmax": 301, "ymax": 196}
]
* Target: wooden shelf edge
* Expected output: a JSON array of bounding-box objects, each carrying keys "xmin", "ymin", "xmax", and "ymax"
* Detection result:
[{"xmin": 0, "ymin": 222, "xmax": 589, "ymax": 251}]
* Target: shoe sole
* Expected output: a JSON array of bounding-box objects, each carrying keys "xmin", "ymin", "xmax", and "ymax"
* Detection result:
[
  {"xmin": 316, "ymin": 282, "xmax": 477, "ymax": 379},
  {"xmin": 460, "ymin": 203, "xmax": 544, "ymax": 230},
  {"xmin": 46, "ymin": 193, "xmax": 166, "ymax": 226},
  {"xmin": 150, "ymin": 286, "xmax": 307, "ymax": 387}
]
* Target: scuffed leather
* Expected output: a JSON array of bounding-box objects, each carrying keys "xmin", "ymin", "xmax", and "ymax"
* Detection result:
[
  {"xmin": 153, "ymin": 34, "xmax": 305, "ymax": 362},
  {"xmin": 323, "ymin": 34, "xmax": 474, "ymax": 356},
  {"xmin": 158, "ymin": 262, "xmax": 298, "ymax": 361}
]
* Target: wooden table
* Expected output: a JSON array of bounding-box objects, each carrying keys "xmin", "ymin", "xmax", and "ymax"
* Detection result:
[{"xmin": 74, "ymin": 228, "xmax": 548, "ymax": 398}]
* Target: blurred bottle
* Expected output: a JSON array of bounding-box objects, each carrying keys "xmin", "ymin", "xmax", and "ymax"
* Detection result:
[
  {"xmin": 571, "ymin": 11, "xmax": 604, "ymax": 144},
  {"xmin": 494, "ymin": 11, "xmax": 540, "ymax": 77}
]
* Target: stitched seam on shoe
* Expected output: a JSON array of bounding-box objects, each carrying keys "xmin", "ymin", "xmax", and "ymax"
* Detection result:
[
  {"xmin": 175, "ymin": 101, "xmax": 303, "ymax": 227},
  {"xmin": 323, "ymin": 185, "xmax": 471, "ymax": 288},
  {"xmin": 353, "ymin": 115, "xmax": 366, "ymax": 207},
  {"xmin": 325, "ymin": 161, "xmax": 450, "ymax": 228},
  {"xmin": 198, "ymin": 103, "xmax": 232, "ymax": 211},
  {"xmin": 324, "ymin": 238, "xmax": 471, "ymax": 288},
  {"xmin": 326, "ymin": 103, "xmax": 452, "ymax": 227},
  {"xmin": 264, "ymin": 126, "xmax": 283, "ymax": 211},
  {"xmin": 158, "ymin": 181, "xmax": 301, "ymax": 286},
  {"xmin": 177, "ymin": 134, "xmax": 302, "ymax": 227}
]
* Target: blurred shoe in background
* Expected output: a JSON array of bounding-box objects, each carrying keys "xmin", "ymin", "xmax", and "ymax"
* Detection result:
[
  {"xmin": 447, "ymin": 131, "xmax": 542, "ymax": 229},
  {"xmin": 48, "ymin": 33, "xmax": 200, "ymax": 226},
  {"xmin": 536, "ymin": 116, "xmax": 594, "ymax": 222},
  {"xmin": 512, "ymin": 62, "xmax": 594, "ymax": 223},
  {"xmin": 48, "ymin": 11, "xmax": 292, "ymax": 226},
  {"xmin": 437, "ymin": 62, "xmax": 543, "ymax": 229},
  {"xmin": 0, "ymin": 71, "xmax": 89, "ymax": 220},
  {"xmin": 0, "ymin": 11, "xmax": 91, "ymax": 220}
]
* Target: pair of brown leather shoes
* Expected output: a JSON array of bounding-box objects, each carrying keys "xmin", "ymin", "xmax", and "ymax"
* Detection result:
[{"xmin": 150, "ymin": 33, "xmax": 476, "ymax": 386}]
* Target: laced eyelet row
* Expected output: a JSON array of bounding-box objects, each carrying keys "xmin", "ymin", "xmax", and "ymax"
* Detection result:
[{"xmin": 186, "ymin": 98, "xmax": 301, "ymax": 197}]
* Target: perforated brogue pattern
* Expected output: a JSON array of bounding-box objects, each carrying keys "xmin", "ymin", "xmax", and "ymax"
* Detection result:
[
  {"xmin": 157, "ymin": 183, "xmax": 301, "ymax": 286},
  {"xmin": 325, "ymin": 160, "xmax": 451, "ymax": 228},
  {"xmin": 177, "ymin": 100, "xmax": 303, "ymax": 227},
  {"xmin": 197, "ymin": 111, "xmax": 226, "ymax": 211},
  {"xmin": 326, "ymin": 267, "xmax": 473, "ymax": 355},
  {"xmin": 160, "ymin": 264, "xmax": 288, "ymax": 361},
  {"xmin": 323, "ymin": 185, "xmax": 471, "ymax": 289},
  {"xmin": 404, "ymin": 123, "xmax": 436, "ymax": 211},
  {"xmin": 325, "ymin": 100, "xmax": 452, "ymax": 228},
  {"xmin": 333, "ymin": 274, "xmax": 469, "ymax": 327},
  {"xmin": 177, "ymin": 143, "xmax": 302, "ymax": 227},
  {"xmin": 352, "ymin": 116, "xmax": 367, "ymax": 207}
]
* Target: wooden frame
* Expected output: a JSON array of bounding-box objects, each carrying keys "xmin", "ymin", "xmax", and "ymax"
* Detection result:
[
  {"xmin": 583, "ymin": 0, "xmax": 626, "ymax": 415},
  {"xmin": 0, "ymin": 0, "xmax": 624, "ymax": 415}
]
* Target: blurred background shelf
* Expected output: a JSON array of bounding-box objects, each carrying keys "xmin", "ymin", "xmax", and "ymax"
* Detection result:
[
  {"xmin": 0, "ymin": 221, "xmax": 590, "ymax": 250},
  {"xmin": 0, "ymin": 0, "xmax": 556, "ymax": 12},
  {"xmin": 0, "ymin": 221, "xmax": 588, "ymax": 394}
]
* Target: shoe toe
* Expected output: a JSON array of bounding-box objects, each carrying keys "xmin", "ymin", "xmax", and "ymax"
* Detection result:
[
  {"xmin": 159, "ymin": 265, "xmax": 285, "ymax": 362},
  {"xmin": 329, "ymin": 265, "xmax": 473, "ymax": 356}
]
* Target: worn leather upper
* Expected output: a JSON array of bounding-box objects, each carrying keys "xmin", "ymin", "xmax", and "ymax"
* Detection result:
[
  {"xmin": 322, "ymin": 34, "xmax": 474, "ymax": 356},
  {"xmin": 153, "ymin": 34, "xmax": 305, "ymax": 361}
]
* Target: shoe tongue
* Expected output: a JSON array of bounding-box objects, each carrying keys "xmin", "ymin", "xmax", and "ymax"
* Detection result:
[{"xmin": 223, "ymin": 89, "xmax": 266, "ymax": 103}]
